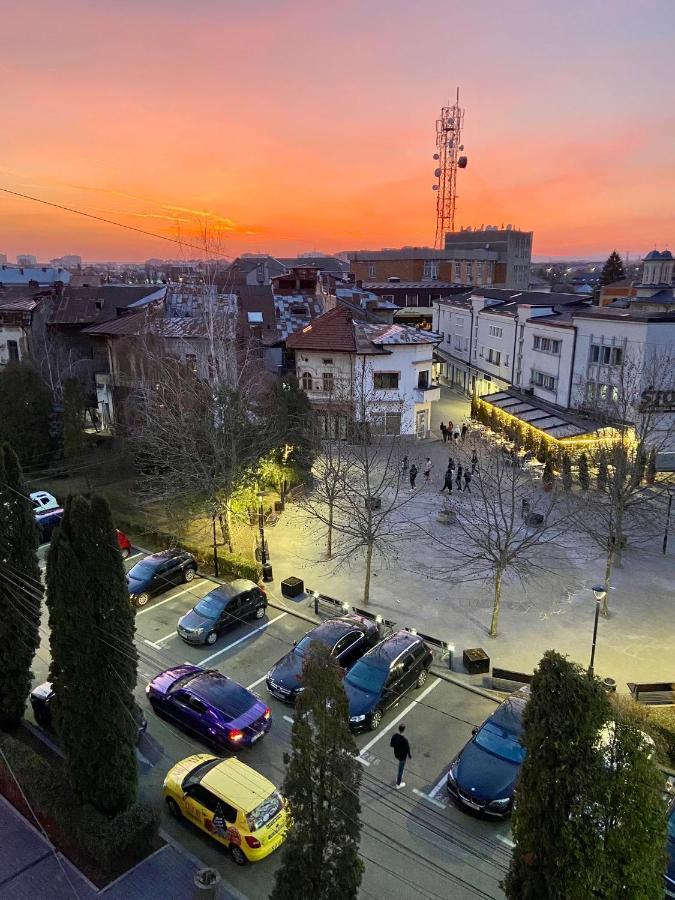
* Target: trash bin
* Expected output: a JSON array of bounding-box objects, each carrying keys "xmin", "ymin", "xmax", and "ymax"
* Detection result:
[
  {"xmin": 262, "ymin": 563, "xmax": 274, "ymax": 582},
  {"xmin": 193, "ymin": 868, "xmax": 221, "ymax": 900}
]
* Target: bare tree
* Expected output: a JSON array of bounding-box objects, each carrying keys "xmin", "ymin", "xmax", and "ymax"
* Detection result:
[
  {"xmin": 416, "ymin": 442, "xmax": 575, "ymax": 637},
  {"xmin": 569, "ymin": 347, "xmax": 674, "ymax": 615}
]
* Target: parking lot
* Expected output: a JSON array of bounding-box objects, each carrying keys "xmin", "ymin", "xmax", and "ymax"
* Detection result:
[{"xmin": 31, "ymin": 547, "xmax": 513, "ymax": 900}]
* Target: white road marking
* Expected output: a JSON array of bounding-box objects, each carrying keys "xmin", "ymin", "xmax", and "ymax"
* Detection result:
[
  {"xmin": 135, "ymin": 583, "xmax": 204, "ymax": 617},
  {"xmin": 155, "ymin": 630, "xmax": 179, "ymax": 645},
  {"xmin": 412, "ymin": 788, "xmax": 446, "ymax": 809},
  {"xmin": 143, "ymin": 639, "xmax": 161, "ymax": 650},
  {"xmin": 195, "ymin": 613, "xmax": 287, "ymax": 666},
  {"xmin": 429, "ymin": 772, "xmax": 448, "ymax": 798},
  {"xmin": 246, "ymin": 674, "xmax": 268, "ymax": 690},
  {"xmin": 356, "ymin": 756, "xmax": 371, "ymax": 767},
  {"xmin": 497, "ymin": 835, "xmax": 515, "ymax": 848},
  {"xmin": 126, "ymin": 552, "xmax": 143, "ymax": 561},
  {"xmin": 282, "ymin": 715, "xmax": 294, "ymax": 724},
  {"xmin": 358, "ymin": 678, "xmax": 441, "ymax": 757}
]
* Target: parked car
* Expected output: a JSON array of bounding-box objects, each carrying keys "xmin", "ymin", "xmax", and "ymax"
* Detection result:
[
  {"xmin": 446, "ymin": 687, "xmax": 529, "ymax": 818},
  {"xmin": 30, "ymin": 491, "xmax": 59, "ymax": 514},
  {"xmin": 127, "ymin": 549, "xmax": 197, "ymax": 607},
  {"xmin": 30, "ymin": 681, "xmax": 147, "ymax": 742},
  {"xmin": 666, "ymin": 797, "xmax": 675, "ymax": 898},
  {"xmin": 267, "ymin": 614, "xmax": 380, "ymax": 704},
  {"xmin": 177, "ymin": 581, "xmax": 267, "ymax": 646},
  {"xmin": 147, "ymin": 665, "xmax": 271, "ymax": 750},
  {"xmin": 35, "ymin": 507, "xmax": 64, "ymax": 544},
  {"xmin": 344, "ymin": 630, "xmax": 433, "ymax": 733},
  {"xmin": 116, "ymin": 528, "xmax": 132, "ymax": 558},
  {"xmin": 164, "ymin": 754, "xmax": 290, "ymax": 865}
]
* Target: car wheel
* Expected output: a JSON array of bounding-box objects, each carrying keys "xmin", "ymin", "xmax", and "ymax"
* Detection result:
[
  {"xmin": 184, "ymin": 567, "xmax": 196, "ymax": 583},
  {"xmin": 255, "ymin": 606, "xmax": 265, "ymax": 620},
  {"xmin": 230, "ymin": 845, "xmax": 248, "ymax": 866},
  {"xmin": 166, "ymin": 798, "xmax": 182, "ymax": 820},
  {"xmin": 135, "ymin": 592, "xmax": 150, "ymax": 608},
  {"xmin": 416, "ymin": 668, "xmax": 428, "ymax": 689},
  {"xmin": 370, "ymin": 709, "xmax": 383, "ymax": 730},
  {"xmin": 205, "ymin": 631, "xmax": 218, "ymax": 646}
]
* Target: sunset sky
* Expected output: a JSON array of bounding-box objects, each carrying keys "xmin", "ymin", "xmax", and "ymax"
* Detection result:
[{"xmin": 1, "ymin": 0, "xmax": 673, "ymax": 262}]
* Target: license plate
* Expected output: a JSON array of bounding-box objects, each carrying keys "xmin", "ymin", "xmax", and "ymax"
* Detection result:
[
  {"xmin": 251, "ymin": 731, "xmax": 263, "ymax": 743},
  {"xmin": 463, "ymin": 798, "xmax": 481, "ymax": 810}
]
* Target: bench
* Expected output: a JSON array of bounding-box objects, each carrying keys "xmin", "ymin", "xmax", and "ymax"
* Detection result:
[
  {"xmin": 627, "ymin": 682, "xmax": 675, "ymax": 705},
  {"xmin": 492, "ymin": 667, "xmax": 534, "ymax": 691}
]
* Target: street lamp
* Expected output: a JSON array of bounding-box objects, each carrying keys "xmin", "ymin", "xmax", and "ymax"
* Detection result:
[
  {"xmin": 257, "ymin": 491, "xmax": 268, "ymax": 567},
  {"xmin": 588, "ymin": 585, "xmax": 606, "ymax": 677}
]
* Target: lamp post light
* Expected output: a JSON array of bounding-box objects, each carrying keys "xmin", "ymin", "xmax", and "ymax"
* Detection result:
[
  {"xmin": 589, "ymin": 585, "xmax": 606, "ymax": 677},
  {"xmin": 257, "ymin": 491, "xmax": 268, "ymax": 567}
]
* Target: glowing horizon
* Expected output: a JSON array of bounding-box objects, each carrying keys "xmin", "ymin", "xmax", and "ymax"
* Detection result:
[{"xmin": 1, "ymin": 0, "xmax": 673, "ymax": 264}]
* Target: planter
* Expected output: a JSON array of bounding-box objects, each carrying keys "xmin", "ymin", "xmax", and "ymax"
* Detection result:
[
  {"xmin": 281, "ymin": 576, "xmax": 304, "ymax": 598},
  {"xmin": 463, "ymin": 647, "xmax": 490, "ymax": 675}
]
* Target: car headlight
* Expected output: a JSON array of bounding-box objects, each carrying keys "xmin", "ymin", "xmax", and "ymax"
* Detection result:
[
  {"xmin": 294, "ymin": 687, "xmax": 304, "ymax": 694},
  {"xmin": 447, "ymin": 765, "xmax": 458, "ymax": 786},
  {"xmin": 350, "ymin": 715, "xmax": 366, "ymax": 723},
  {"xmin": 488, "ymin": 797, "xmax": 511, "ymax": 809}
]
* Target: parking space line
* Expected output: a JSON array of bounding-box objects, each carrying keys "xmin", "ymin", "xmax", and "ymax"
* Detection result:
[
  {"xmin": 246, "ymin": 674, "xmax": 268, "ymax": 690},
  {"xmin": 359, "ymin": 678, "xmax": 441, "ymax": 757},
  {"xmin": 356, "ymin": 756, "xmax": 371, "ymax": 767},
  {"xmin": 155, "ymin": 631, "xmax": 178, "ymax": 645},
  {"xmin": 194, "ymin": 613, "xmax": 287, "ymax": 666},
  {"xmin": 126, "ymin": 552, "xmax": 143, "ymax": 561},
  {"xmin": 412, "ymin": 788, "xmax": 446, "ymax": 809},
  {"xmin": 282, "ymin": 715, "xmax": 294, "ymax": 724},
  {"xmin": 143, "ymin": 639, "xmax": 161, "ymax": 650},
  {"xmin": 136, "ymin": 583, "xmax": 205, "ymax": 617},
  {"xmin": 429, "ymin": 772, "xmax": 448, "ymax": 798}
]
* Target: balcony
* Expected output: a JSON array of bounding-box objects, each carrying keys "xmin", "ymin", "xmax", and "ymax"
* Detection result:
[{"xmin": 413, "ymin": 382, "xmax": 441, "ymax": 404}]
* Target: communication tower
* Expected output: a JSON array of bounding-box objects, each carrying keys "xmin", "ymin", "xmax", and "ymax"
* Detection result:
[{"xmin": 432, "ymin": 89, "xmax": 468, "ymax": 248}]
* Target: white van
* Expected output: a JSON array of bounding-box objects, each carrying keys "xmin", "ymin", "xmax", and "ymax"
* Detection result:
[{"xmin": 30, "ymin": 491, "xmax": 60, "ymax": 514}]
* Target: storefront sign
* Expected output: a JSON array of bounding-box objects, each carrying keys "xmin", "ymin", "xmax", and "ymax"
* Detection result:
[{"xmin": 640, "ymin": 388, "xmax": 675, "ymax": 412}]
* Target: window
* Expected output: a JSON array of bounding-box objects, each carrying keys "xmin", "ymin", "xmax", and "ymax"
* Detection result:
[
  {"xmin": 454, "ymin": 262, "xmax": 461, "ymax": 282},
  {"xmin": 423, "ymin": 260, "xmax": 439, "ymax": 279},
  {"xmin": 486, "ymin": 348, "xmax": 501, "ymax": 365},
  {"xmin": 373, "ymin": 372, "xmax": 399, "ymax": 390},
  {"xmin": 301, "ymin": 372, "xmax": 312, "ymax": 391},
  {"xmin": 454, "ymin": 337, "xmax": 463, "ymax": 351},
  {"xmin": 530, "ymin": 370, "xmax": 557, "ymax": 392},
  {"xmin": 591, "ymin": 345, "xmax": 623, "ymax": 365},
  {"xmin": 372, "ymin": 411, "xmax": 402, "ymax": 435},
  {"xmin": 488, "ymin": 325, "xmax": 503, "ymax": 338},
  {"xmin": 417, "ymin": 370, "xmax": 430, "ymax": 389},
  {"xmin": 405, "ymin": 294, "xmax": 419, "ymax": 306},
  {"xmin": 455, "ymin": 316, "xmax": 464, "ymax": 329},
  {"xmin": 463, "ymin": 337, "xmax": 469, "ymax": 351},
  {"xmin": 7, "ymin": 340, "xmax": 19, "ymax": 361},
  {"xmin": 589, "ymin": 382, "xmax": 619, "ymax": 402},
  {"xmin": 322, "ymin": 372, "xmax": 334, "ymax": 393},
  {"xmin": 368, "ymin": 263, "xmax": 376, "ymax": 278},
  {"xmin": 533, "ymin": 335, "xmax": 561, "ymax": 354},
  {"xmin": 247, "ymin": 311, "xmax": 264, "ymax": 324}
]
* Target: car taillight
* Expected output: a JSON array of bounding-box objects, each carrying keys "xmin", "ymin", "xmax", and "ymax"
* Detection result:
[
  {"xmin": 228, "ymin": 729, "xmax": 244, "ymax": 742},
  {"xmin": 263, "ymin": 707, "xmax": 271, "ymax": 720},
  {"xmin": 244, "ymin": 835, "xmax": 261, "ymax": 848}
]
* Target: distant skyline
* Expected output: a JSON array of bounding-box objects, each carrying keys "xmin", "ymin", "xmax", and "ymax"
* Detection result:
[{"xmin": 1, "ymin": 0, "xmax": 673, "ymax": 263}]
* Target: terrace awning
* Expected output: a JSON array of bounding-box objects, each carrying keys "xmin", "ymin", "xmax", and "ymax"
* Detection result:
[{"xmin": 479, "ymin": 389, "xmax": 606, "ymax": 444}]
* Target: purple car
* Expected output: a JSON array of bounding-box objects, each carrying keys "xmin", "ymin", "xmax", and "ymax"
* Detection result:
[{"xmin": 146, "ymin": 665, "xmax": 271, "ymax": 751}]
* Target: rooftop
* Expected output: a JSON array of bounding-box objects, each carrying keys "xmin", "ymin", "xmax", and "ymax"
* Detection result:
[
  {"xmin": 286, "ymin": 305, "xmax": 437, "ymax": 354},
  {"xmin": 481, "ymin": 388, "xmax": 603, "ymax": 440}
]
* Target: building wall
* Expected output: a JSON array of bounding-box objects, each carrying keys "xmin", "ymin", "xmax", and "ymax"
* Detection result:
[
  {"xmin": 444, "ymin": 229, "xmax": 532, "ymax": 290},
  {"xmin": 350, "ymin": 256, "xmax": 495, "ymax": 288},
  {"xmin": 0, "ymin": 323, "xmax": 28, "ymax": 365},
  {"xmin": 516, "ymin": 321, "xmax": 575, "ymax": 407}
]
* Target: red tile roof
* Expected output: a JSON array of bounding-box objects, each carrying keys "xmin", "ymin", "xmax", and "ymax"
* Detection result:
[{"xmin": 286, "ymin": 305, "xmax": 357, "ymax": 352}]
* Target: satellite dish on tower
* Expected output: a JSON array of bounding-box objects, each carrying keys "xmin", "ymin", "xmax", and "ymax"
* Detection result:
[
  {"xmin": 434, "ymin": 168, "xmax": 441, "ymax": 177},
  {"xmin": 433, "ymin": 153, "xmax": 440, "ymax": 160},
  {"xmin": 432, "ymin": 185, "xmax": 439, "ymax": 191}
]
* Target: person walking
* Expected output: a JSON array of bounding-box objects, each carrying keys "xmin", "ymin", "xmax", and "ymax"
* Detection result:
[
  {"xmin": 471, "ymin": 449, "xmax": 478, "ymax": 474},
  {"xmin": 447, "ymin": 421, "xmax": 454, "ymax": 443},
  {"xmin": 401, "ymin": 455, "xmax": 409, "ymax": 478},
  {"xmin": 409, "ymin": 463, "xmax": 418, "ymax": 491},
  {"xmin": 461, "ymin": 422, "xmax": 468, "ymax": 441},
  {"xmin": 440, "ymin": 422, "xmax": 447, "ymax": 443},
  {"xmin": 390, "ymin": 724, "xmax": 412, "ymax": 789},
  {"xmin": 440, "ymin": 464, "xmax": 453, "ymax": 494},
  {"xmin": 463, "ymin": 469, "xmax": 472, "ymax": 492},
  {"xmin": 455, "ymin": 463, "xmax": 463, "ymax": 491},
  {"xmin": 423, "ymin": 457, "xmax": 433, "ymax": 483},
  {"xmin": 453, "ymin": 426, "xmax": 460, "ymax": 443}
]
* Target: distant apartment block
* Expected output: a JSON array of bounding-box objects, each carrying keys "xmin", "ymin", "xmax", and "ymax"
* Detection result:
[
  {"xmin": 347, "ymin": 246, "xmax": 497, "ymax": 290},
  {"xmin": 444, "ymin": 226, "xmax": 533, "ymax": 291}
]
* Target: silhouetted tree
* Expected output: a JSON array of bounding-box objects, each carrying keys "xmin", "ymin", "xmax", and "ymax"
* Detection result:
[{"xmin": 600, "ymin": 250, "xmax": 626, "ymax": 286}]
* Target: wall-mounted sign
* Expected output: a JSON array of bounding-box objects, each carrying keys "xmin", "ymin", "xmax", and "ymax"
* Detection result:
[{"xmin": 640, "ymin": 388, "xmax": 675, "ymax": 412}]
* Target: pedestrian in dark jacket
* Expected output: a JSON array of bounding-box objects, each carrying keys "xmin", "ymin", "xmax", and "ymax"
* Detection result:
[
  {"xmin": 471, "ymin": 450, "xmax": 478, "ymax": 473},
  {"xmin": 440, "ymin": 422, "xmax": 447, "ymax": 443},
  {"xmin": 440, "ymin": 465, "xmax": 453, "ymax": 494},
  {"xmin": 409, "ymin": 464, "xmax": 418, "ymax": 490},
  {"xmin": 390, "ymin": 724, "xmax": 412, "ymax": 788},
  {"xmin": 455, "ymin": 464, "xmax": 463, "ymax": 490},
  {"xmin": 463, "ymin": 470, "xmax": 472, "ymax": 492},
  {"xmin": 461, "ymin": 423, "xmax": 468, "ymax": 441},
  {"xmin": 448, "ymin": 456, "xmax": 455, "ymax": 473},
  {"xmin": 447, "ymin": 421, "xmax": 454, "ymax": 442}
]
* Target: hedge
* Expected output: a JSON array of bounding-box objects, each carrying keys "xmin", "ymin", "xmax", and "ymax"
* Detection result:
[
  {"xmin": 645, "ymin": 705, "xmax": 675, "ymax": 767},
  {"xmin": 0, "ymin": 732, "xmax": 159, "ymax": 885}
]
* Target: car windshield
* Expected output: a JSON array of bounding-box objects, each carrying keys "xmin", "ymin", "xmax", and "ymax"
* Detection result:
[
  {"xmin": 345, "ymin": 660, "xmax": 388, "ymax": 695},
  {"xmin": 474, "ymin": 721, "xmax": 526, "ymax": 764},
  {"xmin": 182, "ymin": 757, "xmax": 221, "ymax": 790},
  {"xmin": 246, "ymin": 791, "xmax": 283, "ymax": 832},
  {"xmin": 194, "ymin": 593, "xmax": 228, "ymax": 619},
  {"xmin": 129, "ymin": 560, "xmax": 158, "ymax": 579}
]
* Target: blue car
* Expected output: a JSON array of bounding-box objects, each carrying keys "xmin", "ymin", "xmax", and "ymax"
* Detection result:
[
  {"xmin": 666, "ymin": 797, "xmax": 675, "ymax": 898},
  {"xmin": 146, "ymin": 665, "xmax": 271, "ymax": 751}
]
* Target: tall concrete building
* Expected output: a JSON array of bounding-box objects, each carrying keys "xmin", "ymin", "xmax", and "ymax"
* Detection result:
[
  {"xmin": 444, "ymin": 226, "xmax": 533, "ymax": 290},
  {"xmin": 16, "ymin": 254, "xmax": 37, "ymax": 266}
]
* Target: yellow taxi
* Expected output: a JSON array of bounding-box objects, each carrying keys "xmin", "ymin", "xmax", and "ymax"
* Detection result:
[{"xmin": 163, "ymin": 754, "xmax": 290, "ymax": 865}]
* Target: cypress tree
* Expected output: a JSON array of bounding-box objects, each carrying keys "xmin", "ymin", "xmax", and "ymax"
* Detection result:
[
  {"xmin": 542, "ymin": 455, "xmax": 555, "ymax": 490},
  {"xmin": 470, "ymin": 395, "xmax": 478, "ymax": 420},
  {"xmin": 561, "ymin": 453, "xmax": 572, "ymax": 490},
  {"xmin": 0, "ymin": 444, "xmax": 42, "ymax": 728},
  {"xmin": 600, "ymin": 250, "xmax": 626, "ymax": 286},
  {"xmin": 536, "ymin": 437, "xmax": 548, "ymax": 463},
  {"xmin": 0, "ymin": 361, "xmax": 53, "ymax": 467},
  {"xmin": 578, "ymin": 453, "xmax": 590, "ymax": 490},
  {"xmin": 47, "ymin": 494, "xmax": 138, "ymax": 814},
  {"xmin": 271, "ymin": 642, "xmax": 363, "ymax": 900},
  {"xmin": 596, "ymin": 452, "xmax": 608, "ymax": 492},
  {"xmin": 62, "ymin": 377, "xmax": 86, "ymax": 465},
  {"xmin": 504, "ymin": 651, "xmax": 611, "ymax": 900}
]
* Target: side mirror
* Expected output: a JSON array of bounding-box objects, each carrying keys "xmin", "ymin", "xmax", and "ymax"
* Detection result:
[{"xmin": 471, "ymin": 727, "xmax": 478, "ymax": 736}]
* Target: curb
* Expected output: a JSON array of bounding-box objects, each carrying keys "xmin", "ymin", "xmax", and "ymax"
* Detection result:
[
  {"xmin": 429, "ymin": 666, "xmax": 502, "ymax": 703},
  {"xmin": 158, "ymin": 828, "xmax": 250, "ymax": 900}
]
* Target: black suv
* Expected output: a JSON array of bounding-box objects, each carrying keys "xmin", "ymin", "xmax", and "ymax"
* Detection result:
[
  {"xmin": 177, "ymin": 580, "xmax": 268, "ymax": 645},
  {"xmin": 266, "ymin": 615, "xmax": 380, "ymax": 703},
  {"xmin": 344, "ymin": 630, "xmax": 433, "ymax": 732},
  {"xmin": 126, "ymin": 549, "xmax": 198, "ymax": 607}
]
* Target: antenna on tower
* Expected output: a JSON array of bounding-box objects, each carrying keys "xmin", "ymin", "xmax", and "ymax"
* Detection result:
[{"xmin": 432, "ymin": 88, "xmax": 468, "ymax": 249}]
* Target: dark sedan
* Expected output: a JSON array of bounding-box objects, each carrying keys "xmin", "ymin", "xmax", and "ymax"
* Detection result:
[
  {"xmin": 147, "ymin": 665, "xmax": 271, "ymax": 751},
  {"xmin": 446, "ymin": 687, "xmax": 529, "ymax": 818},
  {"xmin": 127, "ymin": 549, "xmax": 197, "ymax": 607},
  {"xmin": 266, "ymin": 615, "xmax": 380, "ymax": 704},
  {"xmin": 177, "ymin": 580, "xmax": 267, "ymax": 646},
  {"xmin": 30, "ymin": 682, "xmax": 147, "ymax": 743}
]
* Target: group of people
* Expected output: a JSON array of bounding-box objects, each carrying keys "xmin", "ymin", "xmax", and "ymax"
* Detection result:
[
  {"xmin": 440, "ymin": 420, "xmax": 468, "ymax": 443},
  {"xmin": 402, "ymin": 449, "xmax": 478, "ymax": 492}
]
